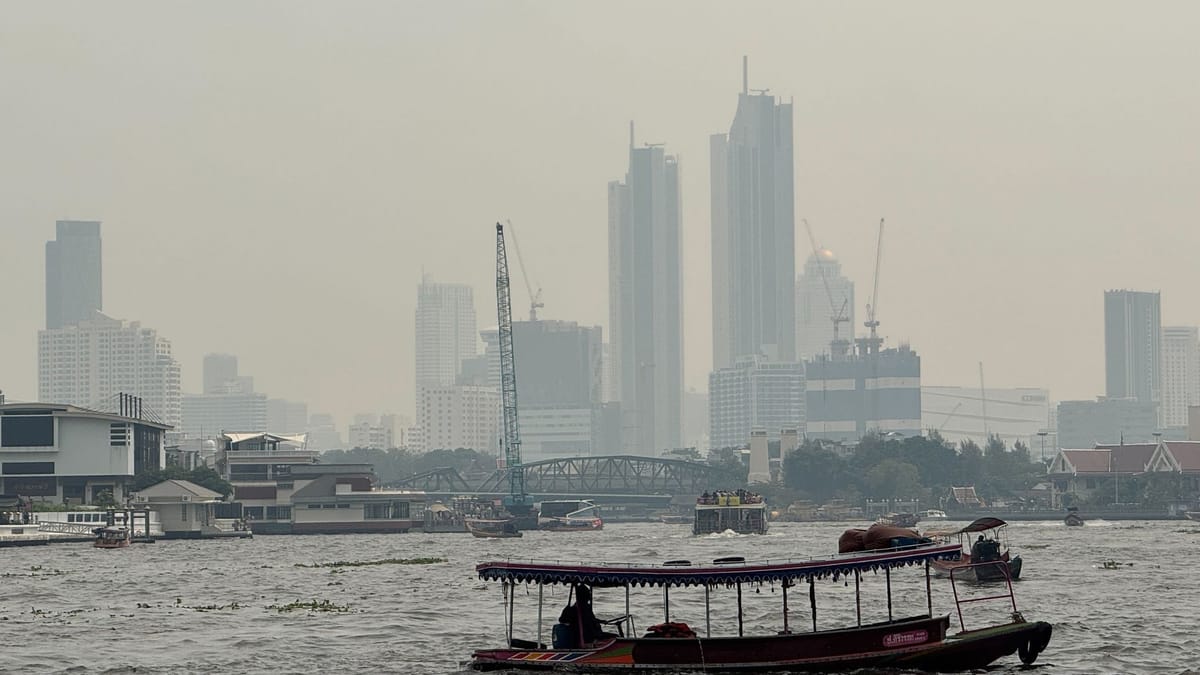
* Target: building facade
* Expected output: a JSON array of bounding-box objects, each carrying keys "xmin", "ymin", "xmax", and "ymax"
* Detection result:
[
  {"xmin": 711, "ymin": 59, "xmax": 795, "ymax": 369},
  {"xmin": 708, "ymin": 355, "xmax": 805, "ymax": 450},
  {"xmin": 38, "ymin": 315, "xmax": 182, "ymax": 429},
  {"xmin": 805, "ymin": 345, "xmax": 922, "ymax": 442},
  {"xmin": 0, "ymin": 402, "xmax": 168, "ymax": 504},
  {"xmin": 181, "ymin": 392, "xmax": 268, "ymax": 437},
  {"xmin": 45, "ymin": 220, "xmax": 102, "ymax": 330},
  {"xmin": 1162, "ymin": 326, "xmax": 1200, "ymax": 429},
  {"xmin": 796, "ymin": 250, "xmax": 854, "ymax": 361},
  {"xmin": 418, "ymin": 384, "xmax": 500, "ymax": 453},
  {"xmin": 266, "ymin": 399, "xmax": 309, "ymax": 435},
  {"xmin": 1055, "ymin": 397, "xmax": 1158, "ymax": 449},
  {"xmin": 608, "ymin": 135, "xmax": 684, "ymax": 455},
  {"xmin": 921, "ymin": 386, "xmax": 1052, "ymax": 452},
  {"xmin": 415, "ymin": 278, "xmax": 477, "ymax": 391},
  {"xmin": 1104, "ymin": 290, "xmax": 1161, "ymax": 412}
]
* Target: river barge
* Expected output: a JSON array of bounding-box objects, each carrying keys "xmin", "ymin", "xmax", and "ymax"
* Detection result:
[
  {"xmin": 694, "ymin": 490, "xmax": 768, "ymax": 535},
  {"xmin": 469, "ymin": 541, "xmax": 1052, "ymax": 672}
]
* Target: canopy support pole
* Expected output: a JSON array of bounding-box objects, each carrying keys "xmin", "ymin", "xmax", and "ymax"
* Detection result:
[
  {"xmin": 663, "ymin": 585, "xmax": 670, "ymax": 623},
  {"xmin": 855, "ymin": 571, "xmax": 861, "ymax": 627},
  {"xmin": 626, "ymin": 584, "xmax": 632, "ymax": 637},
  {"xmin": 537, "ymin": 584, "xmax": 544, "ymax": 648},
  {"xmin": 506, "ymin": 582, "xmax": 515, "ymax": 646},
  {"xmin": 782, "ymin": 580, "xmax": 789, "ymax": 634},
  {"xmin": 925, "ymin": 559, "xmax": 933, "ymax": 617},
  {"xmin": 736, "ymin": 583, "xmax": 744, "ymax": 637},
  {"xmin": 809, "ymin": 577, "xmax": 817, "ymax": 632},
  {"xmin": 705, "ymin": 585, "xmax": 711, "ymax": 637},
  {"xmin": 886, "ymin": 567, "xmax": 893, "ymax": 622}
]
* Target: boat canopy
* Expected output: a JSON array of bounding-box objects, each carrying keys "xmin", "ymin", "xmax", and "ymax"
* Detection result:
[
  {"xmin": 926, "ymin": 517, "xmax": 1008, "ymax": 537},
  {"xmin": 477, "ymin": 543, "xmax": 960, "ymax": 588}
]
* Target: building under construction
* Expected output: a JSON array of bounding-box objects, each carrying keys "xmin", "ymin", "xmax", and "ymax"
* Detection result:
[{"xmin": 804, "ymin": 342, "xmax": 922, "ymax": 443}]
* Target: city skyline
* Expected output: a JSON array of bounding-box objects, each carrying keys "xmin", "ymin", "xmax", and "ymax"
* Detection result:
[{"xmin": 4, "ymin": 4, "xmax": 1200, "ymax": 426}]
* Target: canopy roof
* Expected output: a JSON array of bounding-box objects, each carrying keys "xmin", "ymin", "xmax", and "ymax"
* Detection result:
[
  {"xmin": 926, "ymin": 517, "xmax": 1008, "ymax": 538},
  {"xmin": 477, "ymin": 543, "xmax": 960, "ymax": 588}
]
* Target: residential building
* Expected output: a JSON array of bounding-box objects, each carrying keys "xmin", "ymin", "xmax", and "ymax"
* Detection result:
[
  {"xmin": 203, "ymin": 353, "xmax": 248, "ymax": 394},
  {"xmin": 419, "ymin": 384, "xmax": 500, "ymax": 453},
  {"xmin": 38, "ymin": 315, "xmax": 182, "ymax": 429},
  {"xmin": 348, "ymin": 414, "xmax": 395, "ymax": 450},
  {"xmin": 708, "ymin": 355, "xmax": 805, "ymax": 450},
  {"xmin": 306, "ymin": 412, "xmax": 343, "ymax": 451},
  {"xmin": 0, "ymin": 401, "xmax": 169, "ymax": 504},
  {"xmin": 922, "ymin": 386, "xmax": 1052, "ymax": 452},
  {"xmin": 415, "ymin": 278, "xmax": 477, "ymax": 392},
  {"xmin": 711, "ymin": 58, "xmax": 795, "ymax": 368},
  {"xmin": 1055, "ymin": 398, "xmax": 1158, "ymax": 450},
  {"xmin": 1162, "ymin": 326, "xmax": 1200, "ymax": 428},
  {"xmin": 796, "ymin": 249, "xmax": 855, "ymax": 361},
  {"xmin": 608, "ymin": 131, "xmax": 683, "ymax": 455},
  {"xmin": 45, "ymin": 220, "xmax": 102, "ymax": 330},
  {"xmin": 805, "ymin": 345, "xmax": 921, "ymax": 442},
  {"xmin": 1104, "ymin": 290, "xmax": 1161, "ymax": 411}
]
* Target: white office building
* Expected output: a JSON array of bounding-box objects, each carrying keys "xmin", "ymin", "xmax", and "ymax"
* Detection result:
[
  {"xmin": 709, "ymin": 356, "xmax": 805, "ymax": 451},
  {"xmin": 419, "ymin": 384, "xmax": 500, "ymax": 454},
  {"xmin": 1162, "ymin": 326, "xmax": 1200, "ymax": 428},
  {"xmin": 38, "ymin": 315, "xmax": 182, "ymax": 429},
  {"xmin": 415, "ymin": 278, "xmax": 477, "ymax": 392}
]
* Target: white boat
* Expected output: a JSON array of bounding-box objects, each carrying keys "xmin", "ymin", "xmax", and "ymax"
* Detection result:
[
  {"xmin": 922, "ymin": 509, "xmax": 949, "ymax": 521},
  {"xmin": 537, "ymin": 500, "xmax": 603, "ymax": 532}
]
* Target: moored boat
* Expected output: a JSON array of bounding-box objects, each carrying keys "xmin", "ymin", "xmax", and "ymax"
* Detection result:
[
  {"xmin": 876, "ymin": 512, "xmax": 921, "ymax": 528},
  {"xmin": 927, "ymin": 517, "xmax": 1022, "ymax": 582},
  {"xmin": 1186, "ymin": 512, "xmax": 1200, "ymax": 522},
  {"xmin": 469, "ymin": 540, "xmax": 1052, "ymax": 672},
  {"xmin": 922, "ymin": 509, "xmax": 949, "ymax": 521},
  {"xmin": 694, "ymin": 490, "xmax": 768, "ymax": 535},
  {"xmin": 94, "ymin": 526, "xmax": 131, "ymax": 549},
  {"xmin": 467, "ymin": 518, "xmax": 523, "ymax": 538}
]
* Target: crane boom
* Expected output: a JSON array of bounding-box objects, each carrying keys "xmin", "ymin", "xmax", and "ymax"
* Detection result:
[
  {"xmin": 505, "ymin": 220, "xmax": 543, "ymax": 321},
  {"xmin": 496, "ymin": 223, "xmax": 532, "ymax": 516},
  {"xmin": 802, "ymin": 218, "xmax": 850, "ymax": 356},
  {"xmin": 863, "ymin": 218, "xmax": 885, "ymax": 354}
]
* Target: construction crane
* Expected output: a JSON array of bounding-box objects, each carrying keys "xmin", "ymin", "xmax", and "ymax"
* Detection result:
[
  {"xmin": 495, "ymin": 223, "xmax": 533, "ymax": 519},
  {"xmin": 979, "ymin": 362, "xmax": 990, "ymax": 440},
  {"xmin": 505, "ymin": 220, "xmax": 543, "ymax": 321},
  {"xmin": 802, "ymin": 218, "xmax": 850, "ymax": 358},
  {"xmin": 863, "ymin": 218, "xmax": 885, "ymax": 355}
]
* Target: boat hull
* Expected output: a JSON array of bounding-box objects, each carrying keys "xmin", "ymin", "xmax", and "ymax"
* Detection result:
[
  {"xmin": 471, "ymin": 616, "xmax": 1051, "ymax": 672},
  {"xmin": 931, "ymin": 553, "xmax": 1021, "ymax": 581}
]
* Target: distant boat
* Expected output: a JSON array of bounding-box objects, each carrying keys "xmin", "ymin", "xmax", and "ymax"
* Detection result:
[
  {"xmin": 694, "ymin": 491, "xmax": 768, "ymax": 535},
  {"xmin": 94, "ymin": 526, "xmax": 131, "ymax": 549},
  {"xmin": 927, "ymin": 517, "xmax": 1023, "ymax": 582},
  {"xmin": 658, "ymin": 514, "xmax": 690, "ymax": 525},
  {"xmin": 1064, "ymin": 507, "xmax": 1085, "ymax": 527},
  {"xmin": 876, "ymin": 512, "xmax": 921, "ymax": 528},
  {"xmin": 538, "ymin": 500, "xmax": 603, "ymax": 532},
  {"xmin": 922, "ymin": 509, "xmax": 949, "ymax": 521},
  {"xmin": 466, "ymin": 519, "xmax": 522, "ymax": 539}
]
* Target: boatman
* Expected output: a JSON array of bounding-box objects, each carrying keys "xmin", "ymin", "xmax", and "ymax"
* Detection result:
[{"xmin": 559, "ymin": 585, "xmax": 606, "ymax": 647}]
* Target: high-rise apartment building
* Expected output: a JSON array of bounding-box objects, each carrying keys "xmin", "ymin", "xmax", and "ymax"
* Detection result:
[
  {"xmin": 708, "ymin": 356, "xmax": 805, "ymax": 451},
  {"xmin": 1104, "ymin": 290, "xmax": 1161, "ymax": 411},
  {"xmin": 45, "ymin": 220, "xmax": 102, "ymax": 329},
  {"xmin": 419, "ymin": 384, "xmax": 500, "ymax": 454},
  {"xmin": 266, "ymin": 399, "xmax": 309, "ymax": 435},
  {"xmin": 1162, "ymin": 326, "xmax": 1200, "ymax": 428},
  {"xmin": 415, "ymin": 278, "xmax": 477, "ymax": 392},
  {"xmin": 608, "ymin": 128, "xmax": 683, "ymax": 455},
  {"xmin": 203, "ymin": 354, "xmax": 242, "ymax": 394},
  {"xmin": 38, "ymin": 315, "xmax": 182, "ymax": 429},
  {"xmin": 796, "ymin": 250, "xmax": 855, "ymax": 361},
  {"xmin": 711, "ymin": 59, "xmax": 795, "ymax": 369}
]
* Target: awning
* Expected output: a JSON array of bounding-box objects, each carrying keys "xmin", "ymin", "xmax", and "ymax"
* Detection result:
[
  {"xmin": 925, "ymin": 517, "xmax": 1008, "ymax": 538},
  {"xmin": 477, "ymin": 543, "xmax": 961, "ymax": 588}
]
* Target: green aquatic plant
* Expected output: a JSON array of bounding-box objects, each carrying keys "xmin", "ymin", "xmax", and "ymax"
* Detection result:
[
  {"xmin": 267, "ymin": 599, "xmax": 352, "ymax": 613},
  {"xmin": 293, "ymin": 557, "xmax": 446, "ymax": 569}
]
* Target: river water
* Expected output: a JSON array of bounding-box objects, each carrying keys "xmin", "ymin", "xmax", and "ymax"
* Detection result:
[{"xmin": 1, "ymin": 519, "xmax": 1197, "ymax": 675}]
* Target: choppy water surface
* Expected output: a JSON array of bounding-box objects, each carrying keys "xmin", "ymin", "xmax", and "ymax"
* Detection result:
[{"xmin": 2, "ymin": 520, "xmax": 1197, "ymax": 674}]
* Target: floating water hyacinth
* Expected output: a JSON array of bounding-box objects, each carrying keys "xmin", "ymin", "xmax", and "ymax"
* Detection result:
[
  {"xmin": 293, "ymin": 557, "xmax": 446, "ymax": 569},
  {"xmin": 268, "ymin": 599, "xmax": 352, "ymax": 613}
]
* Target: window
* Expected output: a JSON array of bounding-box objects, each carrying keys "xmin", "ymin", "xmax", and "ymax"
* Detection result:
[
  {"xmin": 266, "ymin": 506, "xmax": 292, "ymax": 521},
  {"xmin": 2, "ymin": 462, "xmax": 55, "ymax": 475},
  {"xmin": 181, "ymin": 504, "xmax": 188, "ymax": 522},
  {"xmin": 365, "ymin": 503, "xmax": 391, "ymax": 519},
  {"xmin": 306, "ymin": 504, "xmax": 321, "ymax": 509},
  {"xmin": 243, "ymin": 506, "xmax": 264, "ymax": 520},
  {"xmin": 1, "ymin": 416, "xmax": 54, "ymax": 447},
  {"xmin": 337, "ymin": 503, "xmax": 350, "ymax": 509}
]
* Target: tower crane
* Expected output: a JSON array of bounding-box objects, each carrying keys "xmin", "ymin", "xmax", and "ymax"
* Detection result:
[
  {"xmin": 863, "ymin": 218, "xmax": 885, "ymax": 355},
  {"xmin": 802, "ymin": 218, "xmax": 850, "ymax": 358},
  {"xmin": 505, "ymin": 220, "xmax": 543, "ymax": 321},
  {"xmin": 495, "ymin": 223, "xmax": 533, "ymax": 520}
]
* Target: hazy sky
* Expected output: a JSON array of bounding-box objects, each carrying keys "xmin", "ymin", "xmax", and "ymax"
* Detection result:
[{"xmin": 3, "ymin": 2, "xmax": 1199, "ymax": 428}]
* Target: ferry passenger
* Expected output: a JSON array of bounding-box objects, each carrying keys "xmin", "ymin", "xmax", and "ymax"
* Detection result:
[{"xmin": 557, "ymin": 585, "xmax": 609, "ymax": 647}]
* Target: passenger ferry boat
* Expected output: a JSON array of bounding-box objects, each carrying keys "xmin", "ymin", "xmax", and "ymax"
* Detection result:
[
  {"xmin": 538, "ymin": 500, "xmax": 603, "ymax": 532},
  {"xmin": 94, "ymin": 526, "xmax": 131, "ymax": 549},
  {"xmin": 467, "ymin": 518, "xmax": 523, "ymax": 538},
  {"xmin": 693, "ymin": 490, "xmax": 768, "ymax": 535},
  {"xmin": 469, "ymin": 540, "xmax": 1052, "ymax": 671}
]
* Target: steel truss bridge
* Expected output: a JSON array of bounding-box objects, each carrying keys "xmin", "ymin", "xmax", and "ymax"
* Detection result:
[{"xmin": 392, "ymin": 455, "xmax": 732, "ymax": 499}]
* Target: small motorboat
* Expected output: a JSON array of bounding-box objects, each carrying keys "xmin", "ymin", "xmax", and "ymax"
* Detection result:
[
  {"xmin": 927, "ymin": 517, "xmax": 1022, "ymax": 582},
  {"xmin": 876, "ymin": 512, "xmax": 921, "ymax": 528},
  {"xmin": 1064, "ymin": 507, "xmax": 1085, "ymax": 527},
  {"xmin": 467, "ymin": 519, "xmax": 523, "ymax": 539},
  {"xmin": 922, "ymin": 509, "xmax": 949, "ymax": 521},
  {"xmin": 538, "ymin": 500, "xmax": 603, "ymax": 532},
  {"xmin": 94, "ymin": 526, "xmax": 131, "ymax": 549},
  {"xmin": 658, "ymin": 513, "xmax": 690, "ymax": 525}
]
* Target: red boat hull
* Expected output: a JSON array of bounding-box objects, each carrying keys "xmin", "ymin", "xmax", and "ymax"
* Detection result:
[{"xmin": 471, "ymin": 615, "xmax": 1051, "ymax": 672}]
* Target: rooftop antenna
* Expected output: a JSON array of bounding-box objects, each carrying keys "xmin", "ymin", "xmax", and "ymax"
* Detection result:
[{"xmin": 743, "ymin": 55, "xmax": 748, "ymax": 94}]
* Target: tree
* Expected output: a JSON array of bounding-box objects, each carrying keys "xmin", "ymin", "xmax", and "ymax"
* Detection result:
[
  {"xmin": 706, "ymin": 447, "xmax": 748, "ymax": 486},
  {"xmin": 864, "ymin": 459, "xmax": 923, "ymax": 500},
  {"xmin": 783, "ymin": 441, "xmax": 849, "ymax": 503}
]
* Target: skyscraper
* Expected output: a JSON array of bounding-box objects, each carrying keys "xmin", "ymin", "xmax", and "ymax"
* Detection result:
[
  {"xmin": 414, "ymin": 278, "xmax": 477, "ymax": 392},
  {"xmin": 45, "ymin": 220, "xmax": 102, "ymax": 329},
  {"xmin": 608, "ymin": 125, "xmax": 684, "ymax": 454},
  {"xmin": 796, "ymin": 250, "xmax": 855, "ymax": 361},
  {"xmin": 1162, "ymin": 326, "xmax": 1200, "ymax": 428},
  {"xmin": 1104, "ymin": 290, "xmax": 1161, "ymax": 410},
  {"xmin": 711, "ymin": 58, "xmax": 795, "ymax": 369},
  {"xmin": 708, "ymin": 355, "xmax": 805, "ymax": 451},
  {"xmin": 203, "ymin": 353, "xmax": 242, "ymax": 394}
]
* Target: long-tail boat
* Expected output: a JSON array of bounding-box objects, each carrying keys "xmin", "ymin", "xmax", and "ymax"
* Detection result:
[
  {"xmin": 926, "ymin": 517, "xmax": 1023, "ymax": 582},
  {"xmin": 469, "ymin": 541, "xmax": 1051, "ymax": 672}
]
